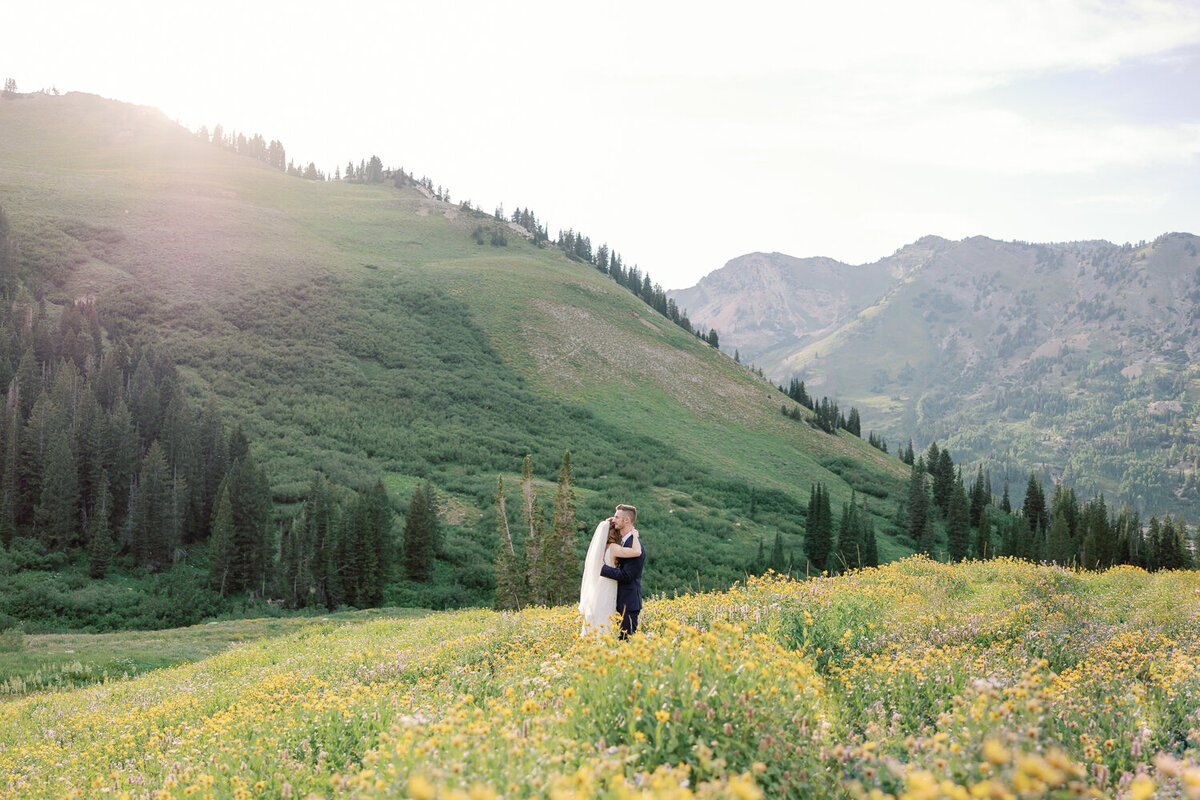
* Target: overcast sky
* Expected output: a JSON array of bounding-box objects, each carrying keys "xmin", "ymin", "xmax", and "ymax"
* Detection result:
[{"xmin": 7, "ymin": 1, "xmax": 1200, "ymax": 289}]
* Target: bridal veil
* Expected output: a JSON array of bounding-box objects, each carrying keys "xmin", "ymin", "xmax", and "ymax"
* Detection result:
[{"xmin": 578, "ymin": 519, "xmax": 609, "ymax": 622}]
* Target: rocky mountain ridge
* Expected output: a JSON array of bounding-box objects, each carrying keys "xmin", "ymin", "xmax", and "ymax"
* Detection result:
[{"xmin": 671, "ymin": 232, "xmax": 1200, "ymax": 513}]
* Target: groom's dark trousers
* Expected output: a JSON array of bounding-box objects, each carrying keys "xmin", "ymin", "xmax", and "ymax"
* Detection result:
[{"xmin": 600, "ymin": 533, "xmax": 645, "ymax": 639}]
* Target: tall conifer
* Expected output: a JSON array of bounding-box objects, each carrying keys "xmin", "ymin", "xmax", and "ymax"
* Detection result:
[
  {"xmin": 769, "ymin": 531, "xmax": 786, "ymax": 572},
  {"xmin": 493, "ymin": 475, "xmax": 525, "ymax": 610},
  {"xmin": 227, "ymin": 445, "xmax": 270, "ymax": 595},
  {"xmin": 1022, "ymin": 473, "xmax": 1047, "ymax": 535},
  {"xmin": 947, "ymin": 478, "xmax": 971, "ymax": 562},
  {"xmin": 908, "ymin": 461, "xmax": 931, "ymax": 554},
  {"xmin": 830, "ymin": 495, "xmax": 861, "ymax": 573},
  {"xmin": 805, "ymin": 483, "xmax": 833, "ymax": 573},
  {"xmin": 933, "ymin": 449, "xmax": 955, "ymax": 514},
  {"xmin": 0, "ymin": 399, "xmax": 18, "ymax": 544},
  {"xmin": 86, "ymin": 471, "xmax": 113, "ymax": 579},
  {"xmin": 36, "ymin": 429, "xmax": 79, "ymax": 551},
  {"xmin": 519, "ymin": 456, "xmax": 547, "ymax": 602},
  {"xmin": 209, "ymin": 480, "xmax": 234, "ymax": 596},
  {"xmin": 969, "ymin": 465, "xmax": 987, "ymax": 527},
  {"xmin": 547, "ymin": 451, "xmax": 579, "ymax": 605},
  {"xmin": 972, "ymin": 509, "xmax": 992, "ymax": 560},
  {"xmin": 132, "ymin": 441, "xmax": 170, "ymax": 569},
  {"xmin": 403, "ymin": 483, "xmax": 440, "ymax": 582},
  {"xmin": 1047, "ymin": 511, "xmax": 1073, "ymax": 565}
]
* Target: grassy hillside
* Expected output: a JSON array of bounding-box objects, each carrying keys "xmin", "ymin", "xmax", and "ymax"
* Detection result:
[
  {"xmin": 0, "ymin": 91, "xmax": 910, "ymax": 614},
  {"xmin": 3, "ymin": 558, "xmax": 1199, "ymax": 797}
]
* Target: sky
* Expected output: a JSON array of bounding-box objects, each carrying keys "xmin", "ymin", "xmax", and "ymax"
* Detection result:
[{"xmin": 6, "ymin": 1, "xmax": 1200, "ymax": 289}]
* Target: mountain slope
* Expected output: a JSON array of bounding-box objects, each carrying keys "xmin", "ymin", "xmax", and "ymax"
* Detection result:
[
  {"xmin": 0, "ymin": 92, "xmax": 911, "ymax": 605},
  {"xmin": 672, "ymin": 234, "xmax": 1200, "ymax": 514}
]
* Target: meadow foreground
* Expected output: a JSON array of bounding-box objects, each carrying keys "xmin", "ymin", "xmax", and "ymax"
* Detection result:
[{"xmin": 3, "ymin": 557, "xmax": 1199, "ymax": 799}]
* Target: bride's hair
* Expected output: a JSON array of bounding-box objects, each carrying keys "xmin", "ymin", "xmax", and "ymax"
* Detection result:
[{"xmin": 606, "ymin": 519, "xmax": 625, "ymax": 564}]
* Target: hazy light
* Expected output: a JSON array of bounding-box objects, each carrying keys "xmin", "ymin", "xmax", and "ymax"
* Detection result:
[{"xmin": 6, "ymin": 0, "xmax": 1200, "ymax": 287}]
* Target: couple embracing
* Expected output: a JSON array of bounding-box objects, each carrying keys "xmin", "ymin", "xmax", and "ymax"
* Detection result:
[{"xmin": 578, "ymin": 504, "xmax": 645, "ymax": 639}]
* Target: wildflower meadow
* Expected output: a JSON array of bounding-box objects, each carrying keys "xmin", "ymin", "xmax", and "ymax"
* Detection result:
[{"xmin": 3, "ymin": 556, "xmax": 1200, "ymax": 799}]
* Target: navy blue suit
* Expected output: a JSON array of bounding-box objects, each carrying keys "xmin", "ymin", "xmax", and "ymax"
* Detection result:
[{"xmin": 600, "ymin": 532, "xmax": 645, "ymax": 638}]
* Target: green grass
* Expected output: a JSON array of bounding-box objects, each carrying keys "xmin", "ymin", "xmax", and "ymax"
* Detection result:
[{"xmin": 0, "ymin": 608, "xmax": 428, "ymax": 697}]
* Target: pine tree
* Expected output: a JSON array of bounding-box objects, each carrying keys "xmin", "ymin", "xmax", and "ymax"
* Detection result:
[
  {"xmin": 1000, "ymin": 515, "xmax": 1017, "ymax": 557},
  {"xmin": 288, "ymin": 475, "xmax": 340, "ymax": 607},
  {"xmin": 1046, "ymin": 510, "xmax": 1074, "ymax": 566},
  {"xmin": 1050, "ymin": 484, "xmax": 1080, "ymax": 543},
  {"xmin": 15, "ymin": 346, "xmax": 40, "ymax": 417},
  {"xmin": 946, "ymin": 478, "xmax": 971, "ymax": 562},
  {"xmin": 493, "ymin": 475, "xmax": 525, "ymax": 610},
  {"xmin": 932, "ymin": 449, "xmax": 955, "ymax": 514},
  {"xmin": 1022, "ymin": 473, "xmax": 1047, "ymax": 535},
  {"xmin": 74, "ymin": 388, "xmax": 105, "ymax": 520},
  {"xmin": 969, "ymin": 465, "xmax": 987, "ymax": 527},
  {"xmin": 106, "ymin": 399, "xmax": 139, "ymax": 527},
  {"xmin": 403, "ymin": 483, "xmax": 440, "ymax": 582},
  {"xmin": 18, "ymin": 393, "xmax": 55, "ymax": 531},
  {"xmin": 1080, "ymin": 496, "xmax": 1113, "ymax": 570},
  {"xmin": 846, "ymin": 407, "xmax": 861, "ymax": 437},
  {"xmin": 86, "ymin": 471, "xmax": 113, "ymax": 579},
  {"xmin": 1115, "ymin": 504, "xmax": 1142, "ymax": 567},
  {"xmin": 132, "ymin": 441, "xmax": 171, "ymax": 569},
  {"xmin": 339, "ymin": 493, "xmax": 367, "ymax": 607},
  {"xmin": 1156, "ymin": 516, "xmax": 1187, "ymax": 570},
  {"xmin": 972, "ymin": 508, "xmax": 992, "ymax": 560},
  {"xmin": 769, "ymin": 531, "xmax": 786, "ymax": 572},
  {"xmin": 1001, "ymin": 477, "xmax": 1011, "ymax": 513},
  {"xmin": 860, "ymin": 500, "xmax": 879, "ymax": 568},
  {"xmin": 805, "ymin": 484, "xmax": 833, "ymax": 573},
  {"xmin": 829, "ymin": 495, "xmax": 861, "ymax": 573},
  {"xmin": 227, "ymin": 444, "xmax": 271, "ymax": 595},
  {"xmin": 128, "ymin": 355, "xmax": 159, "ymax": 444},
  {"xmin": 208, "ymin": 479, "xmax": 234, "ymax": 596},
  {"xmin": 1173, "ymin": 518, "xmax": 1195, "ymax": 570},
  {"xmin": 360, "ymin": 481, "xmax": 393, "ymax": 607},
  {"xmin": 908, "ymin": 461, "xmax": 931, "ymax": 554},
  {"xmin": 196, "ymin": 394, "xmax": 228, "ymax": 535},
  {"xmin": 338, "ymin": 481, "xmax": 393, "ymax": 608},
  {"xmin": 519, "ymin": 456, "xmax": 547, "ymax": 602},
  {"xmin": 0, "ymin": 399, "xmax": 19, "ymax": 545},
  {"xmin": 546, "ymin": 451, "xmax": 579, "ymax": 605},
  {"xmin": 278, "ymin": 515, "xmax": 311, "ymax": 608},
  {"xmin": 35, "ymin": 428, "xmax": 79, "ymax": 551},
  {"xmin": 1146, "ymin": 515, "xmax": 1162, "ymax": 571}
]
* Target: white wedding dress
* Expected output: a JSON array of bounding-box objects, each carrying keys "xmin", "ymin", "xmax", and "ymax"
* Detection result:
[{"xmin": 579, "ymin": 520, "xmax": 618, "ymax": 636}]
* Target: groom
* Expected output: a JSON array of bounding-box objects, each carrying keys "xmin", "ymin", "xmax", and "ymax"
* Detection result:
[{"xmin": 600, "ymin": 503, "xmax": 645, "ymax": 639}]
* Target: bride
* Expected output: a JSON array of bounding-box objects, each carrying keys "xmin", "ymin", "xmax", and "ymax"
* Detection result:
[{"xmin": 578, "ymin": 516, "xmax": 642, "ymax": 635}]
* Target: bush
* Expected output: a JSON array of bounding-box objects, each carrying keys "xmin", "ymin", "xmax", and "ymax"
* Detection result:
[
  {"xmin": 0, "ymin": 538, "xmax": 68, "ymax": 574},
  {"xmin": 0, "ymin": 627, "xmax": 23, "ymax": 652}
]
